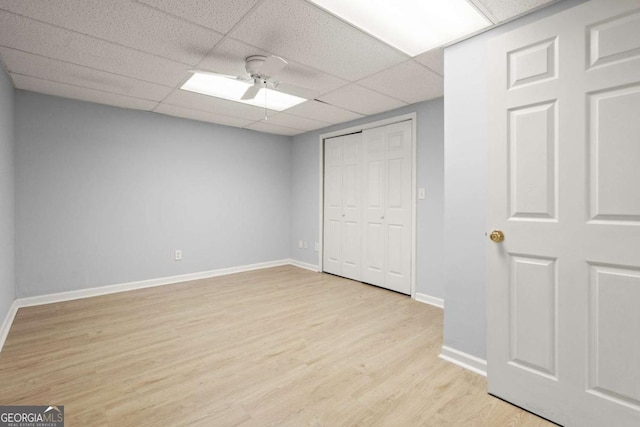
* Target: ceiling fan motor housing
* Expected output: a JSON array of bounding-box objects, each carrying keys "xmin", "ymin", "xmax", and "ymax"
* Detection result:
[
  {"xmin": 241, "ymin": 54, "xmax": 288, "ymax": 99},
  {"xmin": 245, "ymin": 55, "xmax": 268, "ymax": 77}
]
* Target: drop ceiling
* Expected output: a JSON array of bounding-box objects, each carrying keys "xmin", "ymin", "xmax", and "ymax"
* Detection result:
[{"xmin": 0, "ymin": 0, "xmax": 556, "ymax": 136}]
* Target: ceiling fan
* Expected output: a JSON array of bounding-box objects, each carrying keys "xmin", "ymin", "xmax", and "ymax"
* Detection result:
[
  {"xmin": 184, "ymin": 55, "xmax": 307, "ymax": 113},
  {"xmin": 237, "ymin": 55, "xmax": 288, "ymax": 100}
]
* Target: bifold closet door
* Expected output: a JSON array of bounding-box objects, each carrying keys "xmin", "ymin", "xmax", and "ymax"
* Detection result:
[
  {"xmin": 362, "ymin": 121, "xmax": 412, "ymax": 294},
  {"xmin": 323, "ymin": 133, "xmax": 362, "ymax": 281}
]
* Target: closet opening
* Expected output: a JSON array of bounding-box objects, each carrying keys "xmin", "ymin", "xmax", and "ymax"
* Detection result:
[{"xmin": 318, "ymin": 113, "xmax": 417, "ymax": 297}]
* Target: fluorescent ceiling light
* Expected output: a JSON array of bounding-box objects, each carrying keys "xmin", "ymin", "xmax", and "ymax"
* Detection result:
[
  {"xmin": 180, "ymin": 73, "xmax": 307, "ymax": 112},
  {"xmin": 307, "ymin": 0, "xmax": 490, "ymax": 56}
]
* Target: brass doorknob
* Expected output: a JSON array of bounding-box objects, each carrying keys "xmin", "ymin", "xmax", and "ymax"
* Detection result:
[{"xmin": 489, "ymin": 230, "xmax": 505, "ymax": 243}]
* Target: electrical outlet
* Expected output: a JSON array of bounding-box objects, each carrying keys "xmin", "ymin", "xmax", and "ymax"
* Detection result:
[
  {"xmin": 314, "ymin": 242, "xmax": 319, "ymax": 252},
  {"xmin": 175, "ymin": 250, "xmax": 182, "ymax": 261},
  {"xmin": 418, "ymin": 188, "xmax": 426, "ymax": 199}
]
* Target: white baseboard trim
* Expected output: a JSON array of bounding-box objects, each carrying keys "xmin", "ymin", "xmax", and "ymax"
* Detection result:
[
  {"xmin": 439, "ymin": 345, "xmax": 487, "ymax": 377},
  {"xmin": 414, "ymin": 292, "xmax": 444, "ymax": 309},
  {"xmin": 288, "ymin": 259, "xmax": 320, "ymax": 272},
  {"xmin": 0, "ymin": 259, "xmax": 294, "ymax": 352},
  {"xmin": 0, "ymin": 300, "xmax": 20, "ymax": 353},
  {"xmin": 17, "ymin": 259, "xmax": 291, "ymax": 308}
]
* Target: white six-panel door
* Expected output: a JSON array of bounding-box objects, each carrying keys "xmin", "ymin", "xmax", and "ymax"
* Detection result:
[
  {"xmin": 323, "ymin": 136, "xmax": 343, "ymax": 276},
  {"xmin": 488, "ymin": 1, "xmax": 640, "ymax": 426},
  {"xmin": 362, "ymin": 121, "xmax": 412, "ymax": 294},
  {"xmin": 361, "ymin": 126, "xmax": 386, "ymax": 287},
  {"xmin": 341, "ymin": 133, "xmax": 363, "ymax": 281},
  {"xmin": 323, "ymin": 133, "xmax": 363, "ymax": 281}
]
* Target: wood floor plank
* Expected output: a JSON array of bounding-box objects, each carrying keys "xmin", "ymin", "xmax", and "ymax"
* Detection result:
[{"xmin": 0, "ymin": 266, "xmax": 554, "ymax": 426}]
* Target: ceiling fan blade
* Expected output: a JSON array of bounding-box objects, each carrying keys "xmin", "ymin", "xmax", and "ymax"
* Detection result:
[
  {"xmin": 259, "ymin": 55, "xmax": 287, "ymax": 78},
  {"xmin": 241, "ymin": 84, "xmax": 260, "ymax": 100},
  {"xmin": 270, "ymin": 82, "xmax": 319, "ymax": 99}
]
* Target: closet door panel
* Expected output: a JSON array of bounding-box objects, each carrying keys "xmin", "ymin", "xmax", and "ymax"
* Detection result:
[
  {"xmin": 324, "ymin": 219, "xmax": 342, "ymax": 273},
  {"xmin": 364, "ymin": 222, "xmax": 384, "ymax": 277},
  {"xmin": 362, "ymin": 127, "xmax": 387, "ymax": 286},
  {"xmin": 323, "ymin": 137, "xmax": 343, "ymax": 275},
  {"xmin": 384, "ymin": 121, "xmax": 412, "ymax": 294},
  {"xmin": 341, "ymin": 133, "xmax": 362, "ymax": 280},
  {"xmin": 342, "ymin": 220, "xmax": 360, "ymax": 278}
]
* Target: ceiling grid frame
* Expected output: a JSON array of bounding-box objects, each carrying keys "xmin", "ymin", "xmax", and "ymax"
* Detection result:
[{"xmin": 0, "ymin": 0, "xmax": 558, "ymax": 135}]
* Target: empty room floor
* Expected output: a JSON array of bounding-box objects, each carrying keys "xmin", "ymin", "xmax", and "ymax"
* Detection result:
[{"xmin": 0, "ymin": 266, "xmax": 553, "ymax": 426}]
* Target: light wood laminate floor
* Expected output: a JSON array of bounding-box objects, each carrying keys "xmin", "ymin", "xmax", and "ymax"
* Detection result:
[{"xmin": 0, "ymin": 266, "xmax": 554, "ymax": 426}]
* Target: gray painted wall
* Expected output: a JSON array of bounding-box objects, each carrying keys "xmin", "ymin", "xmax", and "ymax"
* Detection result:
[
  {"xmin": 442, "ymin": 0, "xmax": 587, "ymax": 359},
  {"xmin": 0, "ymin": 68, "xmax": 15, "ymax": 322},
  {"xmin": 290, "ymin": 98, "xmax": 445, "ymax": 298},
  {"xmin": 15, "ymin": 91, "xmax": 292, "ymax": 298}
]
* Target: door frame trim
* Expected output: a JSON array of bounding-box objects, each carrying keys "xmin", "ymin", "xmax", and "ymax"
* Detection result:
[{"xmin": 317, "ymin": 112, "xmax": 418, "ymax": 298}]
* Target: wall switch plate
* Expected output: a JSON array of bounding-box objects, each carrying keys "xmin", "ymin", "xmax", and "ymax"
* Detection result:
[
  {"xmin": 303, "ymin": 241, "xmax": 308, "ymax": 249},
  {"xmin": 298, "ymin": 240, "xmax": 303, "ymax": 249},
  {"xmin": 314, "ymin": 242, "xmax": 319, "ymax": 252},
  {"xmin": 418, "ymin": 188, "xmax": 426, "ymax": 199},
  {"xmin": 175, "ymin": 250, "xmax": 182, "ymax": 261}
]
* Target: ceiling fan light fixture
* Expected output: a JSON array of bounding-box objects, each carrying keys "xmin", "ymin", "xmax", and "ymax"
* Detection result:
[
  {"xmin": 307, "ymin": 0, "xmax": 491, "ymax": 56},
  {"xmin": 180, "ymin": 72, "xmax": 307, "ymax": 111}
]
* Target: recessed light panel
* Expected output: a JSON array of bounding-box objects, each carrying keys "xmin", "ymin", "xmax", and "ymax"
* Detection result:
[
  {"xmin": 180, "ymin": 73, "xmax": 307, "ymax": 112},
  {"xmin": 307, "ymin": 0, "xmax": 491, "ymax": 56}
]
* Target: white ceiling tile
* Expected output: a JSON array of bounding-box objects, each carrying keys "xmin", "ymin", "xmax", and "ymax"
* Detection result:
[
  {"xmin": 194, "ymin": 38, "xmax": 260, "ymax": 77},
  {"xmin": 136, "ymin": 0, "xmax": 261, "ymax": 34},
  {"xmin": 0, "ymin": 0, "xmax": 222, "ymax": 65},
  {"xmin": 0, "ymin": 47, "xmax": 172, "ymax": 101},
  {"xmin": 358, "ymin": 60, "xmax": 443, "ymax": 104},
  {"xmin": 475, "ymin": 0, "xmax": 556, "ymax": 22},
  {"xmin": 229, "ymin": 0, "xmax": 408, "ymax": 81},
  {"xmin": 197, "ymin": 38, "xmax": 347, "ymax": 100},
  {"xmin": 245, "ymin": 121, "xmax": 301, "ymax": 136},
  {"xmin": 162, "ymin": 89, "xmax": 278, "ymax": 122},
  {"xmin": 0, "ymin": 11, "xmax": 191, "ymax": 86},
  {"xmin": 153, "ymin": 103, "xmax": 254, "ymax": 127},
  {"xmin": 285, "ymin": 100, "xmax": 363, "ymax": 124},
  {"xmin": 318, "ymin": 84, "xmax": 407, "ymax": 116},
  {"xmin": 414, "ymin": 48, "xmax": 444, "ymax": 76},
  {"xmin": 265, "ymin": 113, "xmax": 331, "ymax": 131},
  {"xmin": 12, "ymin": 74, "xmax": 158, "ymax": 111}
]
